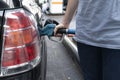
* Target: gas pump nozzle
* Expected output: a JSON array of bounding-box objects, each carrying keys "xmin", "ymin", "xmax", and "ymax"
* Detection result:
[
  {"xmin": 39, "ymin": 19, "xmax": 75, "ymax": 42},
  {"xmin": 39, "ymin": 24, "xmax": 75, "ymax": 37},
  {"xmin": 39, "ymin": 24, "xmax": 75, "ymax": 42}
]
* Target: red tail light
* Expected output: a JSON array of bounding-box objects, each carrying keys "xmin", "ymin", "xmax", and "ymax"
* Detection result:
[{"xmin": 1, "ymin": 9, "xmax": 41, "ymax": 76}]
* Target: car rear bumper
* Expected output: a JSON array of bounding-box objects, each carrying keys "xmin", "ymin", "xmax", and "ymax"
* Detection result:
[{"xmin": 0, "ymin": 62, "xmax": 41, "ymax": 80}]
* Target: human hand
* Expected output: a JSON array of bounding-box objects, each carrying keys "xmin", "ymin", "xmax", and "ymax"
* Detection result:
[{"xmin": 54, "ymin": 23, "xmax": 66, "ymax": 36}]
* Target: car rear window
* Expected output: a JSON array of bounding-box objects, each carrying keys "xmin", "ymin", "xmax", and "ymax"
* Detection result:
[{"xmin": 0, "ymin": 0, "xmax": 21, "ymax": 9}]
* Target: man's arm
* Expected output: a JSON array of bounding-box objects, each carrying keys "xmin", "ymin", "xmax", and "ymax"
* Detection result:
[
  {"xmin": 54, "ymin": 0, "xmax": 79, "ymax": 35},
  {"xmin": 62, "ymin": 0, "xmax": 79, "ymax": 28}
]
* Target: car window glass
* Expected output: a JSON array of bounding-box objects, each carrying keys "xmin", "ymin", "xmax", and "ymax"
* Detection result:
[{"xmin": 1, "ymin": 0, "xmax": 21, "ymax": 9}]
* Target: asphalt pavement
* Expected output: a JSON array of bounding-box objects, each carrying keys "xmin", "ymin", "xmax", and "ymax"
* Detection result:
[{"xmin": 46, "ymin": 37, "xmax": 83, "ymax": 80}]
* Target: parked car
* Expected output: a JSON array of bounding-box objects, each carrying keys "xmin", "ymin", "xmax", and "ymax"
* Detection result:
[
  {"xmin": 63, "ymin": 0, "xmax": 68, "ymax": 10},
  {"xmin": 0, "ymin": 0, "xmax": 47, "ymax": 80}
]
